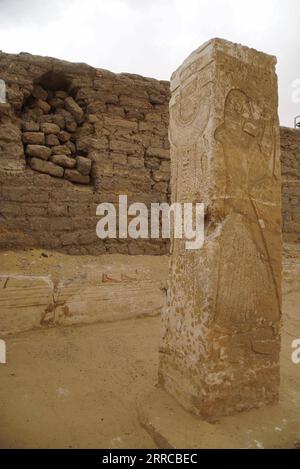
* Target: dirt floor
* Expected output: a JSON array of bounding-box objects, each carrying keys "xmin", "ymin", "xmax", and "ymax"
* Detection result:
[
  {"xmin": 0, "ymin": 244, "xmax": 300, "ymax": 448},
  {"xmin": 0, "ymin": 317, "xmax": 160, "ymax": 448}
]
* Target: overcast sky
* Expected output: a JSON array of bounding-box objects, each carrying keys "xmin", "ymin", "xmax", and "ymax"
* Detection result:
[{"xmin": 0, "ymin": 0, "xmax": 299, "ymax": 126}]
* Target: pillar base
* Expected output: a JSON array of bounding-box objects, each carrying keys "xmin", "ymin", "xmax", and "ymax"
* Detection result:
[{"xmin": 137, "ymin": 385, "xmax": 300, "ymax": 449}]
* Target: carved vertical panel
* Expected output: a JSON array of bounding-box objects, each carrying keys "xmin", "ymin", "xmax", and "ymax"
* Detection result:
[{"xmin": 159, "ymin": 39, "xmax": 282, "ymax": 420}]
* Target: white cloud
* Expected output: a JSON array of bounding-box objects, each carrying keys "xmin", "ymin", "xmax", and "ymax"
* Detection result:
[{"xmin": 0, "ymin": 0, "xmax": 299, "ymax": 125}]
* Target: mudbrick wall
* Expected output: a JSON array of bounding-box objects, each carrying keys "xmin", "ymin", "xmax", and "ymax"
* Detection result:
[
  {"xmin": 281, "ymin": 127, "xmax": 300, "ymax": 242},
  {"xmin": 0, "ymin": 51, "xmax": 299, "ymax": 254},
  {"xmin": 0, "ymin": 52, "xmax": 170, "ymax": 255}
]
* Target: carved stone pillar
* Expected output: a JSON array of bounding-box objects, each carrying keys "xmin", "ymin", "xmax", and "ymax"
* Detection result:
[{"xmin": 159, "ymin": 38, "xmax": 282, "ymax": 420}]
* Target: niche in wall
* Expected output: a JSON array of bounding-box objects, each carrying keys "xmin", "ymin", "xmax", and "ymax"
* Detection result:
[{"xmin": 21, "ymin": 71, "xmax": 92, "ymax": 184}]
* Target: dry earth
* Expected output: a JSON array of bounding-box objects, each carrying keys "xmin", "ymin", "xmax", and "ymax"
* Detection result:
[{"xmin": 0, "ymin": 244, "xmax": 299, "ymax": 448}]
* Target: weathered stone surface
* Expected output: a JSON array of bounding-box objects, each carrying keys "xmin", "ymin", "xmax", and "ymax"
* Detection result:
[
  {"xmin": 38, "ymin": 114, "xmax": 53, "ymax": 124},
  {"xmin": 52, "ymin": 114, "xmax": 65, "ymax": 129},
  {"xmin": 55, "ymin": 90, "xmax": 68, "ymax": 99},
  {"xmin": 35, "ymin": 99, "xmax": 51, "ymax": 114},
  {"xmin": 138, "ymin": 385, "xmax": 300, "ymax": 449},
  {"xmin": 51, "ymin": 154, "xmax": 76, "ymax": 169},
  {"xmin": 152, "ymin": 168, "xmax": 169, "ymax": 182},
  {"xmin": 40, "ymin": 122, "xmax": 60, "ymax": 134},
  {"xmin": 32, "ymin": 84, "xmax": 48, "ymax": 101},
  {"xmin": 65, "ymin": 168, "xmax": 90, "ymax": 184},
  {"xmin": 48, "ymin": 97, "xmax": 64, "ymax": 110},
  {"xmin": 58, "ymin": 130, "xmax": 71, "ymax": 143},
  {"xmin": 45, "ymin": 134, "xmax": 60, "ymax": 146},
  {"xmin": 0, "ymin": 251, "xmax": 168, "ymax": 335},
  {"xmin": 159, "ymin": 39, "xmax": 282, "ymax": 420},
  {"xmin": 128, "ymin": 156, "xmax": 144, "ymax": 168},
  {"xmin": 51, "ymin": 144, "xmax": 71, "ymax": 155},
  {"xmin": 76, "ymin": 156, "xmax": 92, "ymax": 175},
  {"xmin": 0, "ymin": 124, "xmax": 21, "ymax": 143},
  {"xmin": 22, "ymin": 121, "xmax": 40, "ymax": 132},
  {"xmin": 281, "ymin": 128, "xmax": 300, "ymax": 242},
  {"xmin": 22, "ymin": 132, "xmax": 45, "ymax": 145},
  {"xmin": 0, "ymin": 274, "xmax": 54, "ymax": 336},
  {"xmin": 66, "ymin": 140, "xmax": 76, "ymax": 154},
  {"xmin": 25, "ymin": 144, "xmax": 51, "ymax": 160},
  {"xmin": 146, "ymin": 147, "xmax": 170, "ymax": 160},
  {"xmin": 64, "ymin": 96, "xmax": 84, "ymax": 123},
  {"xmin": 0, "ymin": 48, "xmax": 296, "ymax": 259},
  {"xmin": 0, "ymin": 102, "xmax": 11, "ymax": 119},
  {"xmin": 30, "ymin": 157, "xmax": 64, "ymax": 177},
  {"xmin": 0, "ymin": 50, "xmax": 170, "ymax": 255},
  {"xmin": 65, "ymin": 117, "xmax": 77, "ymax": 133}
]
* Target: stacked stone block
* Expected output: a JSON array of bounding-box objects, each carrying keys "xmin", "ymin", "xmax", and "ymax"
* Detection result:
[
  {"xmin": 0, "ymin": 51, "xmax": 170, "ymax": 255},
  {"xmin": 22, "ymin": 85, "xmax": 91, "ymax": 184},
  {"xmin": 1, "ymin": 50, "xmax": 298, "ymax": 255}
]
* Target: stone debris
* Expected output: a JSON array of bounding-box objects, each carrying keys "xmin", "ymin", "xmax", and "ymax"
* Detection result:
[{"xmin": 22, "ymin": 85, "xmax": 92, "ymax": 184}]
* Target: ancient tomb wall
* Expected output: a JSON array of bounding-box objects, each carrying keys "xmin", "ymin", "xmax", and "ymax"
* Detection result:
[
  {"xmin": 0, "ymin": 51, "xmax": 299, "ymax": 255},
  {"xmin": 0, "ymin": 52, "xmax": 170, "ymax": 255},
  {"xmin": 280, "ymin": 127, "xmax": 300, "ymax": 242}
]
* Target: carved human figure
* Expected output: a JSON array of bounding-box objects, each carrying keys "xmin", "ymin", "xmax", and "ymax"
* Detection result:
[{"xmin": 214, "ymin": 89, "xmax": 281, "ymax": 324}]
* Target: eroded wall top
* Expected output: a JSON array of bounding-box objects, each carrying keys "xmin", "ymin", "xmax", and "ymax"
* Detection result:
[
  {"xmin": 0, "ymin": 50, "xmax": 299, "ymax": 254},
  {"xmin": 0, "ymin": 51, "xmax": 170, "ymax": 254}
]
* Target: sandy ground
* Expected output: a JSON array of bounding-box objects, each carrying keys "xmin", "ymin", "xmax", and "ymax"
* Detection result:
[
  {"xmin": 0, "ymin": 244, "xmax": 299, "ymax": 448},
  {"xmin": 0, "ymin": 317, "xmax": 159, "ymax": 448}
]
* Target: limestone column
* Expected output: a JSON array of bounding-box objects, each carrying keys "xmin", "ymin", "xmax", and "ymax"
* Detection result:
[{"xmin": 159, "ymin": 38, "xmax": 282, "ymax": 420}]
